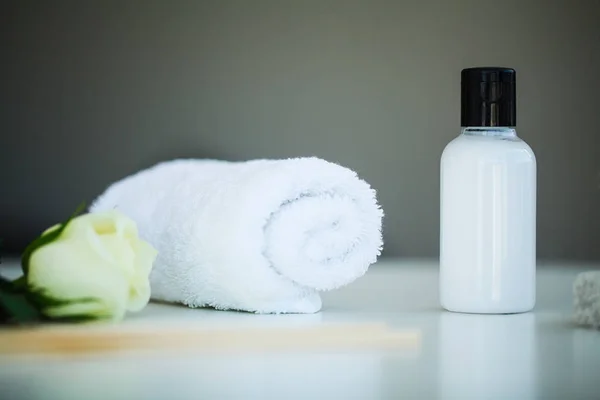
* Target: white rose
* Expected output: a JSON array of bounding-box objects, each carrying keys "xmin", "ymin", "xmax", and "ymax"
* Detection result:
[{"xmin": 26, "ymin": 211, "xmax": 157, "ymax": 321}]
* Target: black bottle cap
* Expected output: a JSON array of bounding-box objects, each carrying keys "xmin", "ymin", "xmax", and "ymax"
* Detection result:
[{"xmin": 461, "ymin": 67, "xmax": 516, "ymax": 127}]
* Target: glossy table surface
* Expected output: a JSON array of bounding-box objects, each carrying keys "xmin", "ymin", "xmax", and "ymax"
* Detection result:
[{"xmin": 1, "ymin": 259, "xmax": 599, "ymax": 400}]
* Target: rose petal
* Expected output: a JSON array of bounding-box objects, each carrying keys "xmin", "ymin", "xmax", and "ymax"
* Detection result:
[{"xmin": 28, "ymin": 240, "xmax": 129, "ymax": 321}]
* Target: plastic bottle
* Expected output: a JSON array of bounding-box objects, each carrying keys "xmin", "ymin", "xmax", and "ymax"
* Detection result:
[{"xmin": 440, "ymin": 67, "xmax": 536, "ymax": 314}]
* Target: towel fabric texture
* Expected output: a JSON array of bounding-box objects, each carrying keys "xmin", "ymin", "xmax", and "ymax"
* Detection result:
[
  {"xmin": 91, "ymin": 158, "xmax": 383, "ymax": 314},
  {"xmin": 573, "ymin": 271, "xmax": 600, "ymax": 329}
]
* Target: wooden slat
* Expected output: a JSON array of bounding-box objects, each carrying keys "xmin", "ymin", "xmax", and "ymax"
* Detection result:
[{"xmin": 0, "ymin": 323, "xmax": 420, "ymax": 356}]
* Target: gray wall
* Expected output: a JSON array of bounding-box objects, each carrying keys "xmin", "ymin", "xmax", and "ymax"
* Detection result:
[{"xmin": 1, "ymin": 0, "xmax": 599, "ymax": 260}]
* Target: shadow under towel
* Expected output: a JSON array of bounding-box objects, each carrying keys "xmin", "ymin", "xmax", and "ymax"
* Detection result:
[{"xmin": 91, "ymin": 157, "xmax": 384, "ymax": 313}]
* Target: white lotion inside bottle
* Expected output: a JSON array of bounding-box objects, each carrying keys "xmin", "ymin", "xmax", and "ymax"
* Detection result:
[{"xmin": 440, "ymin": 68, "xmax": 536, "ymax": 314}]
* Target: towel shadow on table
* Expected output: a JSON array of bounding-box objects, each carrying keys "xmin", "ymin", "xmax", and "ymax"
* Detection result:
[{"xmin": 147, "ymin": 299, "xmax": 324, "ymax": 318}]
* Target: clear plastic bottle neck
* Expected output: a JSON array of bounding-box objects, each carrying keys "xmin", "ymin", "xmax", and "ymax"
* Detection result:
[{"xmin": 461, "ymin": 127, "xmax": 517, "ymax": 138}]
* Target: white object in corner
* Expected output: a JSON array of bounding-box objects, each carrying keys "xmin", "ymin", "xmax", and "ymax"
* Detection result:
[{"xmin": 573, "ymin": 271, "xmax": 600, "ymax": 329}]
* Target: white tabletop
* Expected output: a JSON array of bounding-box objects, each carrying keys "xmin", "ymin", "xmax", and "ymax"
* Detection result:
[{"xmin": 1, "ymin": 259, "xmax": 599, "ymax": 400}]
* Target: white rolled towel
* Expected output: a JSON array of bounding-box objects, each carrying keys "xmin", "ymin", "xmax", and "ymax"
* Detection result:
[{"xmin": 91, "ymin": 158, "xmax": 383, "ymax": 314}]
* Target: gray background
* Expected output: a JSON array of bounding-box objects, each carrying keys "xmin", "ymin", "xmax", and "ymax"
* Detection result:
[{"xmin": 1, "ymin": 0, "xmax": 599, "ymax": 260}]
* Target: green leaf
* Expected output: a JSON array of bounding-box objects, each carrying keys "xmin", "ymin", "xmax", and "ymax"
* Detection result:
[
  {"xmin": 0, "ymin": 276, "xmax": 43, "ymax": 324},
  {"xmin": 1, "ymin": 276, "xmax": 107, "ymax": 324},
  {"xmin": 21, "ymin": 202, "xmax": 86, "ymax": 275}
]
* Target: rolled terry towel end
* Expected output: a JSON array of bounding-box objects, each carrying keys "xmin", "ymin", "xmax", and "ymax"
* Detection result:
[
  {"xmin": 91, "ymin": 158, "xmax": 383, "ymax": 314},
  {"xmin": 573, "ymin": 271, "xmax": 600, "ymax": 329}
]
